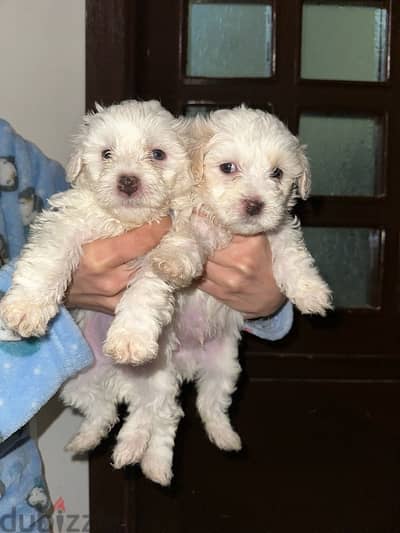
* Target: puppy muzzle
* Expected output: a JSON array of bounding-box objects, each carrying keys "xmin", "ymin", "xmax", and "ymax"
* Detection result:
[
  {"xmin": 118, "ymin": 175, "xmax": 140, "ymax": 197},
  {"xmin": 244, "ymin": 199, "xmax": 265, "ymax": 216}
]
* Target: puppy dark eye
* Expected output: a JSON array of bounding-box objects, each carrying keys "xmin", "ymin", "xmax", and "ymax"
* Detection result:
[
  {"xmin": 151, "ymin": 149, "xmax": 166, "ymax": 161},
  {"xmin": 270, "ymin": 167, "xmax": 283, "ymax": 179},
  {"xmin": 219, "ymin": 162, "xmax": 237, "ymax": 174},
  {"xmin": 102, "ymin": 149, "xmax": 112, "ymax": 160}
]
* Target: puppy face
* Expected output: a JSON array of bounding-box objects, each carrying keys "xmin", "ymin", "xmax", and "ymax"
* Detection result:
[
  {"xmin": 67, "ymin": 100, "xmax": 190, "ymax": 223},
  {"xmin": 190, "ymin": 106, "xmax": 310, "ymax": 234}
]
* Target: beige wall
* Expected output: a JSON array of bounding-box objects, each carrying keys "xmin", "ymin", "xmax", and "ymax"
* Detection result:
[
  {"xmin": 0, "ymin": 0, "xmax": 88, "ymax": 521},
  {"xmin": 0, "ymin": 0, "xmax": 85, "ymax": 166}
]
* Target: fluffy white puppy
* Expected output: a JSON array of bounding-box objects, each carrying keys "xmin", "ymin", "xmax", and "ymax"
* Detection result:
[
  {"xmin": 0, "ymin": 99, "xmax": 195, "ymax": 486},
  {"xmin": 0, "ymin": 100, "xmax": 192, "ymax": 364},
  {"xmin": 68, "ymin": 106, "xmax": 331, "ymax": 487},
  {"xmin": 0, "ymin": 98, "xmax": 202, "ymax": 488}
]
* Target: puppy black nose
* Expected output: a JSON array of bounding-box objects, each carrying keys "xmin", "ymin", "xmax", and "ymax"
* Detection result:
[
  {"xmin": 118, "ymin": 175, "xmax": 140, "ymax": 196},
  {"xmin": 245, "ymin": 199, "xmax": 265, "ymax": 216}
]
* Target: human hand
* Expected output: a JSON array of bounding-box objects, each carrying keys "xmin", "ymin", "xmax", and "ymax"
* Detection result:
[
  {"xmin": 198, "ymin": 234, "xmax": 286, "ymax": 319},
  {"xmin": 65, "ymin": 217, "xmax": 171, "ymax": 314}
]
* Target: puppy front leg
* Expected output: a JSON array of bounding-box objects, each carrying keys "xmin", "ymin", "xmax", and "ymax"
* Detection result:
[
  {"xmin": 269, "ymin": 220, "xmax": 332, "ymax": 315},
  {"xmin": 0, "ymin": 216, "xmax": 88, "ymax": 337},
  {"xmin": 104, "ymin": 268, "xmax": 175, "ymax": 364},
  {"xmin": 150, "ymin": 225, "xmax": 206, "ymax": 289},
  {"xmin": 151, "ymin": 214, "xmax": 228, "ymax": 289}
]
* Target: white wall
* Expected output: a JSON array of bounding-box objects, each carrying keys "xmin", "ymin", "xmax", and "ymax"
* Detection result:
[
  {"xmin": 0, "ymin": 0, "xmax": 85, "ymax": 167},
  {"xmin": 0, "ymin": 0, "xmax": 88, "ymax": 521}
]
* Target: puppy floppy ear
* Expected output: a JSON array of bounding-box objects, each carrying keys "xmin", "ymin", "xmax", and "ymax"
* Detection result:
[
  {"xmin": 66, "ymin": 145, "xmax": 84, "ymax": 184},
  {"xmin": 188, "ymin": 115, "xmax": 214, "ymax": 185},
  {"xmin": 297, "ymin": 145, "xmax": 311, "ymax": 200},
  {"xmin": 66, "ymin": 111, "xmax": 93, "ymax": 184}
]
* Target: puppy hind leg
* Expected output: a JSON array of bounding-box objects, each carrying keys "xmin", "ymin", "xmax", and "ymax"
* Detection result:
[
  {"xmin": 140, "ymin": 401, "xmax": 183, "ymax": 486},
  {"xmin": 195, "ymin": 337, "xmax": 242, "ymax": 452},
  {"xmin": 62, "ymin": 386, "xmax": 118, "ymax": 454},
  {"xmin": 112, "ymin": 406, "xmax": 153, "ymax": 469}
]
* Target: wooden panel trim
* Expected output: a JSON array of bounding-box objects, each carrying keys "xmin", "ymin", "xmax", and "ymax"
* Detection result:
[{"xmin": 86, "ymin": 0, "xmax": 137, "ymax": 110}]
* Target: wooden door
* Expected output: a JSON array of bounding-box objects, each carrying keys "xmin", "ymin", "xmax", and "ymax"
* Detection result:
[{"xmin": 86, "ymin": 1, "xmax": 400, "ymax": 531}]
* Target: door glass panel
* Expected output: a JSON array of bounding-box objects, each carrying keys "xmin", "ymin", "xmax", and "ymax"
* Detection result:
[
  {"xmin": 301, "ymin": 2, "xmax": 388, "ymax": 81},
  {"xmin": 303, "ymin": 227, "xmax": 381, "ymax": 309},
  {"xmin": 185, "ymin": 105, "xmax": 211, "ymax": 117},
  {"xmin": 185, "ymin": 102, "xmax": 273, "ymax": 116},
  {"xmin": 299, "ymin": 113, "xmax": 383, "ymax": 196},
  {"xmin": 187, "ymin": 1, "xmax": 273, "ymax": 78}
]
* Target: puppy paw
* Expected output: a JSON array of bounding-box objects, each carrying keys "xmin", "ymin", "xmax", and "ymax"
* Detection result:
[
  {"xmin": 206, "ymin": 424, "xmax": 242, "ymax": 452},
  {"xmin": 104, "ymin": 328, "xmax": 158, "ymax": 365},
  {"xmin": 0, "ymin": 295, "xmax": 57, "ymax": 337},
  {"xmin": 151, "ymin": 251, "xmax": 202, "ymax": 289},
  {"xmin": 65, "ymin": 431, "xmax": 101, "ymax": 454},
  {"xmin": 112, "ymin": 431, "xmax": 150, "ymax": 469},
  {"xmin": 140, "ymin": 453, "xmax": 173, "ymax": 486},
  {"xmin": 292, "ymin": 279, "xmax": 333, "ymax": 316}
]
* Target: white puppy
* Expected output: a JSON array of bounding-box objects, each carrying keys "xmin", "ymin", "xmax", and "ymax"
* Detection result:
[
  {"xmin": 0, "ymin": 99, "xmax": 195, "ymax": 486},
  {"xmin": 0, "ymin": 100, "xmax": 192, "ymax": 363},
  {"xmin": 161, "ymin": 107, "xmax": 332, "ymax": 447},
  {"xmin": 64, "ymin": 106, "xmax": 331, "ymax": 487}
]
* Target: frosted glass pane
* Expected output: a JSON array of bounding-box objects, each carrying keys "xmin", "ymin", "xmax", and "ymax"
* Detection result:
[
  {"xmin": 303, "ymin": 227, "xmax": 380, "ymax": 308},
  {"xmin": 185, "ymin": 105, "xmax": 211, "ymax": 117},
  {"xmin": 185, "ymin": 102, "xmax": 273, "ymax": 116},
  {"xmin": 301, "ymin": 3, "xmax": 388, "ymax": 81},
  {"xmin": 187, "ymin": 2, "xmax": 272, "ymax": 78},
  {"xmin": 299, "ymin": 114, "xmax": 382, "ymax": 196}
]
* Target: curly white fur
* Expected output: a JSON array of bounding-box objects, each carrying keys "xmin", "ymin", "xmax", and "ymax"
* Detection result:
[{"xmin": 65, "ymin": 106, "xmax": 331, "ymax": 486}]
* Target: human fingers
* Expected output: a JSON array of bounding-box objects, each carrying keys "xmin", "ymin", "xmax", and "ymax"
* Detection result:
[
  {"xmin": 65, "ymin": 291, "xmax": 123, "ymax": 315},
  {"xmin": 80, "ymin": 217, "xmax": 172, "ymax": 272},
  {"xmin": 208, "ymin": 234, "xmax": 271, "ymax": 274},
  {"xmin": 201, "ymin": 261, "xmax": 245, "ymax": 294}
]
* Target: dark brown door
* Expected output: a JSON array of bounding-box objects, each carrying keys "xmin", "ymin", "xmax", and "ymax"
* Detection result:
[{"xmin": 87, "ymin": 1, "xmax": 400, "ymax": 531}]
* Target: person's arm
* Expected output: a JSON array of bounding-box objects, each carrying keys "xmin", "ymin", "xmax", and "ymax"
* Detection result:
[{"xmin": 0, "ymin": 262, "xmax": 93, "ymax": 442}]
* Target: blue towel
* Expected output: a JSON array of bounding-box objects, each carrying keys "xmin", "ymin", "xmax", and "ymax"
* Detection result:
[
  {"xmin": 0, "ymin": 263, "xmax": 93, "ymax": 442},
  {"xmin": 0, "ymin": 119, "xmax": 93, "ymax": 442}
]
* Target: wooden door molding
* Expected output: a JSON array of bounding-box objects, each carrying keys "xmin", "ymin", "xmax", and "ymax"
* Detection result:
[{"xmin": 86, "ymin": 0, "xmax": 137, "ymax": 109}]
